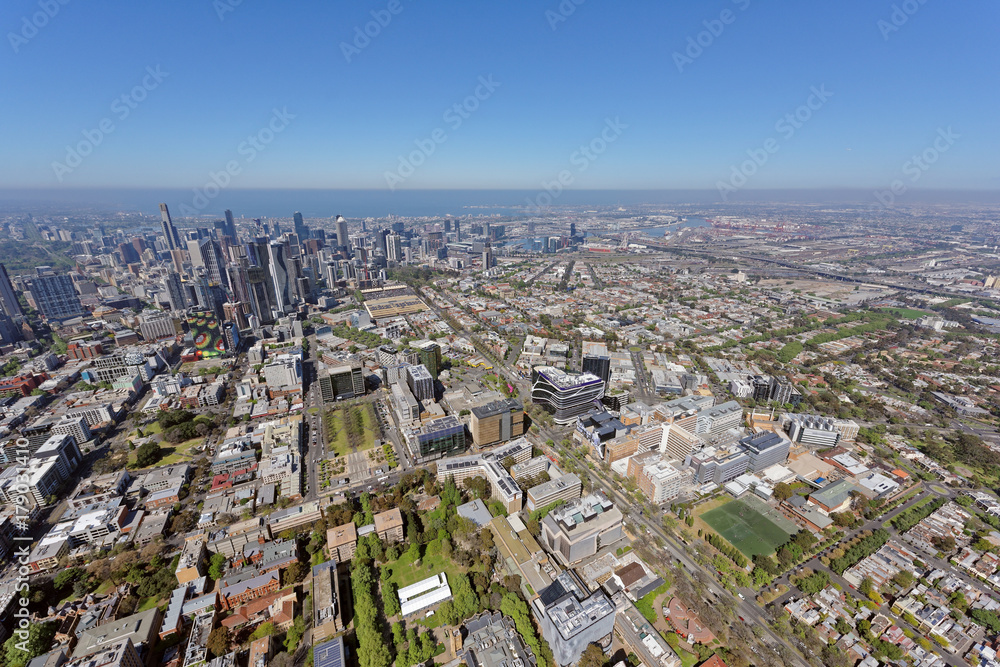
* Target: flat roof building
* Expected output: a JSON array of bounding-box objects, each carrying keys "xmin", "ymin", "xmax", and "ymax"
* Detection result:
[
  {"xmin": 399, "ymin": 573, "xmax": 452, "ymax": 617},
  {"xmin": 470, "ymin": 398, "xmax": 524, "ymax": 448},
  {"xmin": 525, "ymin": 474, "xmax": 582, "ymax": 512},
  {"xmin": 407, "ymin": 415, "xmax": 466, "ymax": 463},
  {"xmin": 539, "ymin": 494, "xmax": 623, "ymax": 566},
  {"xmin": 531, "ymin": 570, "xmax": 616, "ymax": 666}
]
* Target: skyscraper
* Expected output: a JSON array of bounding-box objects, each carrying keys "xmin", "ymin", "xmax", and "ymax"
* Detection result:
[
  {"xmin": 268, "ymin": 241, "xmax": 291, "ymax": 314},
  {"xmin": 482, "ymin": 245, "xmax": 494, "ymax": 270},
  {"xmin": 387, "ymin": 233, "xmax": 403, "ymax": 262},
  {"xmin": 376, "ymin": 228, "xmax": 389, "ymax": 256},
  {"xmin": 118, "ymin": 242, "xmax": 140, "ymax": 265},
  {"xmin": 159, "ymin": 203, "xmax": 182, "ymax": 251},
  {"xmin": 454, "ymin": 219, "xmax": 461, "ymax": 242},
  {"xmin": 582, "ymin": 355, "xmax": 611, "ymax": 387},
  {"xmin": 570, "ymin": 222, "xmax": 577, "ymax": 236},
  {"xmin": 0, "ymin": 264, "xmax": 24, "ymax": 320},
  {"xmin": 246, "ymin": 265, "xmax": 276, "ymax": 324},
  {"xmin": 293, "ymin": 211, "xmax": 308, "ymax": 241},
  {"xmin": 163, "ymin": 272, "xmax": 188, "ymax": 311},
  {"xmin": 335, "ymin": 215, "xmax": 349, "ymax": 249},
  {"xmin": 187, "ymin": 237, "xmax": 229, "ymax": 288},
  {"xmin": 223, "ymin": 209, "xmax": 237, "ymax": 239},
  {"xmin": 28, "ymin": 269, "xmax": 84, "ymax": 321}
]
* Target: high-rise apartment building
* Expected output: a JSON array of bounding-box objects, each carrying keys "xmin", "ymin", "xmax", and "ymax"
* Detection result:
[
  {"xmin": 335, "ymin": 215, "xmax": 349, "ymax": 249},
  {"xmin": 28, "ymin": 269, "xmax": 84, "ymax": 320},
  {"xmin": 0, "ymin": 264, "xmax": 24, "ymax": 320},
  {"xmin": 268, "ymin": 241, "xmax": 291, "ymax": 314},
  {"xmin": 159, "ymin": 203, "xmax": 182, "ymax": 251}
]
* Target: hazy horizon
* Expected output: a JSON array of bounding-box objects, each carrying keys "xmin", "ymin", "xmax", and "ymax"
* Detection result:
[{"xmin": 1, "ymin": 187, "xmax": 999, "ymax": 220}]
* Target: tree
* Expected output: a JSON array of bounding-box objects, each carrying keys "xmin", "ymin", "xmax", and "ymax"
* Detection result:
[
  {"xmin": 135, "ymin": 441, "xmax": 162, "ymax": 468},
  {"xmin": 208, "ymin": 553, "xmax": 227, "ymax": 580},
  {"xmin": 2, "ymin": 622, "xmax": 56, "ymax": 667},
  {"xmin": 773, "ymin": 482, "xmax": 793, "ymax": 501},
  {"xmin": 284, "ymin": 616, "xmax": 305, "ymax": 653},
  {"xmin": 207, "ymin": 627, "xmax": 230, "ymax": 658},
  {"xmin": 250, "ymin": 622, "xmax": 277, "ymax": 641},
  {"xmin": 284, "ymin": 561, "xmax": 307, "ymax": 586},
  {"xmin": 891, "ymin": 570, "xmax": 915, "ymax": 589},
  {"xmin": 579, "ymin": 643, "xmax": 606, "ymax": 667}
]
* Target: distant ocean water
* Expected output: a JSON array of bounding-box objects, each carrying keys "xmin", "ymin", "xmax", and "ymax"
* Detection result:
[{"xmin": 0, "ymin": 188, "xmax": 997, "ymax": 219}]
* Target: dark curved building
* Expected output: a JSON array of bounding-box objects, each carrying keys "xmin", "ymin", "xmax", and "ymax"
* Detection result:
[{"xmin": 530, "ymin": 366, "xmax": 605, "ymax": 425}]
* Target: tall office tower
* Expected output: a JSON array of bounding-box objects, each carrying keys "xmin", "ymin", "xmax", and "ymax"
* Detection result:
[
  {"xmin": 482, "ymin": 245, "xmax": 494, "ymax": 270},
  {"xmin": 444, "ymin": 219, "xmax": 451, "ymax": 233},
  {"xmin": 131, "ymin": 237, "xmax": 148, "ymax": 256},
  {"xmin": 223, "ymin": 301, "xmax": 250, "ymax": 330},
  {"xmin": 118, "ymin": 242, "xmax": 140, "ymax": 265},
  {"xmin": 224, "ymin": 209, "xmax": 237, "ymax": 239},
  {"xmin": 163, "ymin": 272, "xmax": 188, "ymax": 311},
  {"xmin": 296, "ymin": 277, "xmax": 311, "ymax": 302},
  {"xmin": 570, "ymin": 222, "xmax": 577, "ymax": 236},
  {"xmin": 527, "ymin": 220, "xmax": 536, "ymax": 234},
  {"xmin": 268, "ymin": 241, "xmax": 291, "ymax": 314},
  {"xmin": 246, "ymin": 238, "xmax": 269, "ymax": 268},
  {"xmin": 246, "ymin": 265, "xmax": 276, "ymax": 324},
  {"xmin": 387, "ymin": 233, "xmax": 403, "ymax": 262},
  {"xmin": 187, "ymin": 237, "xmax": 229, "ymax": 288},
  {"xmin": 0, "ymin": 264, "xmax": 24, "ymax": 320},
  {"xmin": 582, "ymin": 355, "xmax": 611, "ymax": 387},
  {"xmin": 390, "ymin": 221, "xmax": 404, "ymax": 233},
  {"xmin": 0, "ymin": 312, "xmax": 21, "ymax": 345},
  {"xmin": 169, "ymin": 248, "xmax": 186, "ymax": 275},
  {"xmin": 288, "ymin": 256, "xmax": 304, "ymax": 296},
  {"xmin": 293, "ymin": 211, "xmax": 308, "ymax": 241},
  {"xmin": 27, "ymin": 269, "xmax": 84, "ymax": 321},
  {"xmin": 312, "ymin": 228, "xmax": 326, "ymax": 243},
  {"xmin": 227, "ymin": 264, "xmax": 251, "ymax": 306},
  {"xmin": 159, "ymin": 203, "xmax": 182, "ymax": 250},
  {"xmin": 454, "ymin": 220, "xmax": 461, "ymax": 241},
  {"xmin": 335, "ymin": 215, "xmax": 349, "ymax": 249},
  {"xmin": 376, "ymin": 228, "xmax": 389, "ymax": 255}
]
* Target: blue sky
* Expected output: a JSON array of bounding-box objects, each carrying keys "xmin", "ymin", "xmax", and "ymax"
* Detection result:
[{"xmin": 2, "ymin": 0, "xmax": 997, "ymax": 191}]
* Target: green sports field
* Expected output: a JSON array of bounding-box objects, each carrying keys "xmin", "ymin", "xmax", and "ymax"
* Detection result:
[{"xmin": 701, "ymin": 498, "xmax": 797, "ymax": 558}]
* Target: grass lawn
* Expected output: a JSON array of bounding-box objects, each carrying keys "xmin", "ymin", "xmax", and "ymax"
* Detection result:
[
  {"xmin": 129, "ymin": 436, "xmax": 205, "ymax": 469},
  {"xmin": 386, "ymin": 539, "xmax": 467, "ymax": 590},
  {"xmin": 702, "ymin": 499, "xmax": 796, "ymax": 558},
  {"xmin": 635, "ymin": 581, "xmax": 670, "ymax": 624},
  {"xmin": 138, "ymin": 596, "xmax": 166, "ymax": 612},
  {"xmin": 325, "ymin": 405, "xmax": 378, "ymax": 456},
  {"xmin": 326, "ymin": 410, "xmax": 351, "ymax": 457},
  {"xmin": 878, "ymin": 307, "xmax": 934, "ymax": 320},
  {"xmin": 677, "ymin": 648, "xmax": 700, "ymax": 667}
]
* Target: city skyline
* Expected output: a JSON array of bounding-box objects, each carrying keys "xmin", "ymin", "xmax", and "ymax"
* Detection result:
[{"xmin": 2, "ymin": 1, "xmax": 998, "ymax": 192}]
